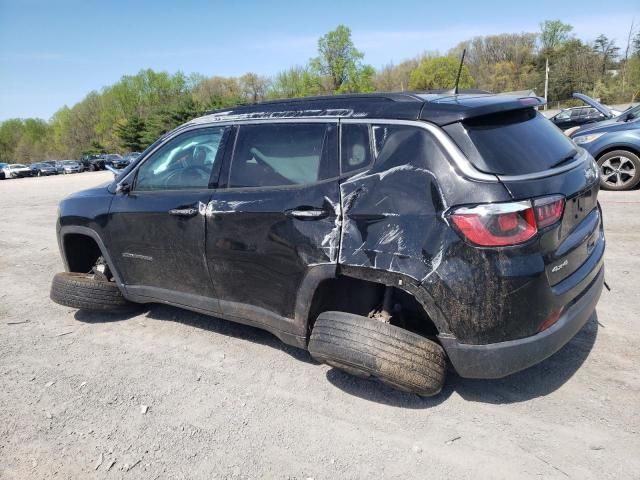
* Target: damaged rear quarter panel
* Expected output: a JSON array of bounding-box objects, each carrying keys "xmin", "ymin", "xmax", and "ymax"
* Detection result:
[{"xmin": 337, "ymin": 123, "xmax": 520, "ymax": 342}]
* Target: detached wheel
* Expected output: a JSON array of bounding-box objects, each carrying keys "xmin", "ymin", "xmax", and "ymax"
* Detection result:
[
  {"xmin": 50, "ymin": 272, "xmax": 135, "ymax": 312},
  {"xmin": 309, "ymin": 311, "xmax": 446, "ymax": 396},
  {"xmin": 598, "ymin": 150, "xmax": 640, "ymax": 191}
]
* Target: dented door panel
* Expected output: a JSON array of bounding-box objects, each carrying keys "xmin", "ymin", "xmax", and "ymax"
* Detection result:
[
  {"xmin": 108, "ymin": 190, "xmax": 216, "ymax": 299},
  {"xmin": 205, "ymin": 182, "xmax": 341, "ymax": 319}
]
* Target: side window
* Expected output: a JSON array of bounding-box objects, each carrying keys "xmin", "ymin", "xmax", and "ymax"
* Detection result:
[
  {"xmin": 341, "ymin": 124, "xmax": 372, "ymax": 174},
  {"xmin": 135, "ymin": 128, "xmax": 226, "ymax": 191},
  {"xmin": 372, "ymin": 124, "xmax": 427, "ymax": 162},
  {"xmin": 229, "ymin": 123, "xmax": 330, "ymax": 188},
  {"xmin": 555, "ymin": 111, "xmax": 571, "ymax": 121},
  {"xmin": 570, "ymin": 108, "xmax": 584, "ymax": 119}
]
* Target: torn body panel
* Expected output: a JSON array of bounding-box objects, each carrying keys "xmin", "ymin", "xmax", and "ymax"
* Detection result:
[{"xmin": 335, "ymin": 123, "xmax": 571, "ymax": 344}]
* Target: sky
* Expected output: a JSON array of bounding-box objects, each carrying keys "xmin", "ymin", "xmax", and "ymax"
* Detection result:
[{"xmin": 1, "ymin": 0, "xmax": 638, "ymax": 121}]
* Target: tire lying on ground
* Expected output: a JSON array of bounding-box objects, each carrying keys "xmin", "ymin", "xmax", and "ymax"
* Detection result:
[
  {"xmin": 50, "ymin": 272, "xmax": 135, "ymax": 312},
  {"xmin": 309, "ymin": 311, "xmax": 446, "ymax": 396}
]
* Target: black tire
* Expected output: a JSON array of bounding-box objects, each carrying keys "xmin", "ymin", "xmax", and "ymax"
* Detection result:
[
  {"xmin": 309, "ymin": 311, "xmax": 446, "ymax": 396},
  {"xmin": 50, "ymin": 272, "xmax": 135, "ymax": 312},
  {"xmin": 597, "ymin": 150, "xmax": 640, "ymax": 191}
]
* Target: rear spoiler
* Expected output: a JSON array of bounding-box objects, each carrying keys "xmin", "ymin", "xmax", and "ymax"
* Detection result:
[{"xmin": 420, "ymin": 95, "xmax": 546, "ymax": 126}]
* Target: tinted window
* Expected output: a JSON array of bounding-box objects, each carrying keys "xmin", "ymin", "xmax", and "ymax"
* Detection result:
[
  {"xmin": 135, "ymin": 128, "xmax": 225, "ymax": 191},
  {"xmin": 229, "ymin": 123, "xmax": 329, "ymax": 188},
  {"xmin": 570, "ymin": 108, "xmax": 585, "ymax": 119},
  {"xmin": 341, "ymin": 124, "xmax": 372, "ymax": 174},
  {"xmin": 445, "ymin": 109, "xmax": 577, "ymax": 175}
]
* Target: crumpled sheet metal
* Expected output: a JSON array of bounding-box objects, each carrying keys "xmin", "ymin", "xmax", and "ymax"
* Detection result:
[{"xmin": 337, "ymin": 128, "xmax": 454, "ymax": 284}]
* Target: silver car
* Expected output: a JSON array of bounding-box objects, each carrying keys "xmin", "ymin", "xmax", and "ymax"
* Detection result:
[{"xmin": 61, "ymin": 160, "xmax": 83, "ymax": 174}]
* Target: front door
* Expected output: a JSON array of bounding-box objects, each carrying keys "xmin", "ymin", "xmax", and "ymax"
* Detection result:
[
  {"xmin": 205, "ymin": 121, "xmax": 340, "ymax": 320},
  {"xmin": 108, "ymin": 126, "xmax": 229, "ymax": 304}
]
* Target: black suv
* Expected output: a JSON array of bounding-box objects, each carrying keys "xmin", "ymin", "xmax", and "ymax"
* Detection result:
[
  {"xmin": 50, "ymin": 93, "xmax": 605, "ymax": 396},
  {"xmin": 80, "ymin": 154, "xmax": 106, "ymax": 171}
]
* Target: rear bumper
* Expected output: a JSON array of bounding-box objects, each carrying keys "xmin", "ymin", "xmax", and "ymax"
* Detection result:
[{"xmin": 439, "ymin": 265, "xmax": 604, "ymax": 379}]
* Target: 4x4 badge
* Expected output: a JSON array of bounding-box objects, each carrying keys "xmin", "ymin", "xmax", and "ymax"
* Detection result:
[{"xmin": 552, "ymin": 259, "xmax": 569, "ymax": 273}]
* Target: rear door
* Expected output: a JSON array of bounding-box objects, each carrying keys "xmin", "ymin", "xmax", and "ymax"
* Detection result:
[
  {"xmin": 108, "ymin": 127, "xmax": 229, "ymax": 303},
  {"xmin": 205, "ymin": 121, "xmax": 340, "ymax": 320}
]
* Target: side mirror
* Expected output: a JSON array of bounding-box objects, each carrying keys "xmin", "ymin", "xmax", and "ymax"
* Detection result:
[{"xmin": 116, "ymin": 182, "xmax": 131, "ymax": 194}]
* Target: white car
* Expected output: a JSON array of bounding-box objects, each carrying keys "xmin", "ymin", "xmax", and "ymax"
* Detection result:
[{"xmin": 2, "ymin": 164, "xmax": 35, "ymax": 178}]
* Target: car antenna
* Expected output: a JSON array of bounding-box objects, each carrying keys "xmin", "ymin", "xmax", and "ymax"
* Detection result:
[{"xmin": 450, "ymin": 48, "xmax": 466, "ymax": 95}]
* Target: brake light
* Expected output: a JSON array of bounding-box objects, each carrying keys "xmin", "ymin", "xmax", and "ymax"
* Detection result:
[
  {"xmin": 533, "ymin": 195, "xmax": 565, "ymax": 228},
  {"xmin": 450, "ymin": 196, "xmax": 565, "ymax": 247},
  {"xmin": 450, "ymin": 201, "xmax": 537, "ymax": 247}
]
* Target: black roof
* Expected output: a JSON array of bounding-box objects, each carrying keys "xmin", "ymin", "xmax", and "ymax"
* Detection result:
[{"xmin": 196, "ymin": 92, "xmax": 545, "ymax": 127}]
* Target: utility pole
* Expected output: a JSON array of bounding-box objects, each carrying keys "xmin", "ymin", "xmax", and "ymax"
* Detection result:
[{"xmin": 544, "ymin": 57, "xmax": 549, "ymax": 111}]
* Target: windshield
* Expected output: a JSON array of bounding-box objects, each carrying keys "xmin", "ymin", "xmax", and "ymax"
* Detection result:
[
  {"xmin": 62, "ymin": 161, "xmax": 76, "ymax": 165},
  {"xmin": 619, "ymin": 104, "xmax": 640, "ymax": 121}
]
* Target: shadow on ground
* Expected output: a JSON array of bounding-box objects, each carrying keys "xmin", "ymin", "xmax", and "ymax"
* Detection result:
[
  {"xmin": 326, "ymin": 313, "xmax": 599, "ymax": 408},
  {"xmin": 75, "ymin": 303, "xmax": 316, "ymax": 365},
  {"xmin": 75, "ymin": 304, "xmax": 599, "ymax": 408}
]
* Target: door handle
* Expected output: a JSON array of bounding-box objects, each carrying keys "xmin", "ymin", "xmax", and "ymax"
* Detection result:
[
  {"xmin": 285, "ymin": 207, "xmax": 330, "ymax": 220},
  {"xmin": 169, "ymin": 207, "xmax": 198, "ymax": 217}
]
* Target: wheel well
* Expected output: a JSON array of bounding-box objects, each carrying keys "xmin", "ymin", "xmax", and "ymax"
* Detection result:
[
  {"xmin": 596, "ymin": 145, "xmax": 640, "ymax": 161},
  {"xmin": 63, "ymin": 234, "xmax": 102, "ymax": 274},
  {"xmin": 306, "ymin": 275, "xmax": 439, "ymax": 341}
]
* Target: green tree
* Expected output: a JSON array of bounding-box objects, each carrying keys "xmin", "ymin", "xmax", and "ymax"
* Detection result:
[
  {"xmin": 408, "ymin": 56, "xmax": 474, "ymax": 90},
  {"xmin": 310, "ymin": 25, "xmax": 374, "ymax": 92},
  {"xmin": 240, "ymin": 73, "xmax": 270, "ymax": 103},
  {"xmin": 115, "ymin": 115, "xmax": 146, "ymax": 151},
  {"xmin": 0, "ymin": 119, "xmax": 25, "ymax": 163},
  {"xmin": 539, "ymin": 20, "xmax": 573, "ymax": 53},
  {"xmin": 593, "ymin": 34, "xmax": 620, "ymax": 75},
  {"xmin": 269, "ymin": 66, "xmax": 322, "ymax": 98},
  {"xmin": 192, "ymin": 76, "xmax": 243, "ymax": 110}
]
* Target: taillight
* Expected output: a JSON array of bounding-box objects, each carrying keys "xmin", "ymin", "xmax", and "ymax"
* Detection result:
[
  {"xmin": 450, "ymin": 196, "xmax": 565, "ymax": 247},
  {"xmin": 450, "ymin": 201, "xmax": 537, "ymax": 247},
  {"xmin": 533, "ymin": 195, "xmax": 565, "ymax": 229}
]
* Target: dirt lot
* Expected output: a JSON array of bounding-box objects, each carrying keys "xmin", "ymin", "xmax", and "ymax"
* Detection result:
[{"xmin": 1, "ymin": 171, "xmax": 639, "ymax": 479}]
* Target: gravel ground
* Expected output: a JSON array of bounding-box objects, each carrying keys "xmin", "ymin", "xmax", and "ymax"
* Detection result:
[{"xmin": 1, "ymin": 171, "xmax": 639, "ymax": 479}]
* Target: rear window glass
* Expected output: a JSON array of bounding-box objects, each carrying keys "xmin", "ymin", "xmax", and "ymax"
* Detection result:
[{"xmin": 445, "ymin": 109, "xmax": 577, "ymax": 175}]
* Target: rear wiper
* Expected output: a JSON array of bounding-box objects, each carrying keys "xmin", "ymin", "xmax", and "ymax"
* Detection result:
[{"xmin": 551, "ymin": 151, "xmax": 578, "ymax": 168}]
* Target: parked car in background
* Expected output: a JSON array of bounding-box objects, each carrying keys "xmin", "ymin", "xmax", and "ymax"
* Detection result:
[
  {"xmin": 570, "ymin": 103, "xmax": 640, "ymax": 190},
  {"xmin": 550, "ymin": 93, "xmax": 623, "ymax": 131},
  {"xmin": 103, "ymin": 154, "xmax": 128, "ymax": 169},
  {"xmin": 30, "ymin": 162, "xmax": 59, "ymax": 176},
  {"xmin": 42, "ymin": 161, "xmax": 66, "ymax": 174},
  {"xmin": 80, "ymin": 154, "xmax": 106, "ymax": 171},
  {"xmin": 551, "ymin": 106, "xmax": 608, "ymax": 130},
  {"xmin": 3, "ymin": 164, "xmax": 36, "ymax": 178},
  {"xmin": 60, "ymin": 160, "xmax": 84, "ymax": 174},
  {"xmin": 123, "ymin": 152, "xmax": 141, "ymax": 163}
]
